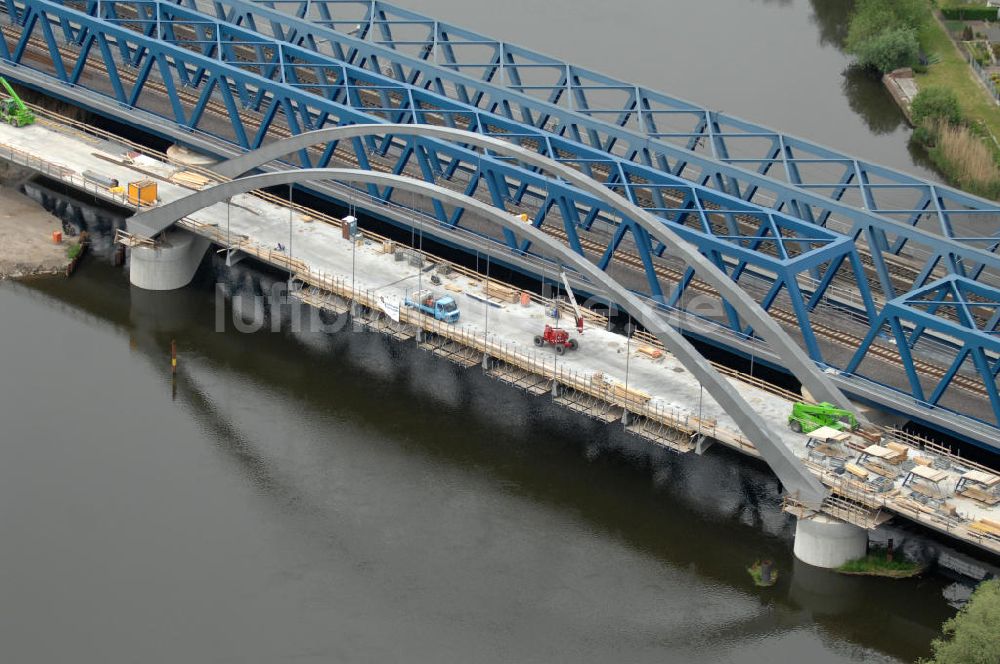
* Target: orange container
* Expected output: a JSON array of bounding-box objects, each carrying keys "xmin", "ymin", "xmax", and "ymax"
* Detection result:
[
  {"xmin": 519, "ymin": 291, "xmax": 531, "ymax": 307},
  {"xmin": 52, "ymin": 230, "xmax": 62, "ymax": 244},
  {"xmin": 127, "ymin": 179, "xmax": 158, "ymax": 206}
]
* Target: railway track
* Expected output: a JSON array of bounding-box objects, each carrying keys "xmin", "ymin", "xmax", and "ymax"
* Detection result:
[{"xmin": 541, "ymin": 224, "xmax": 990, "ymax": 399}]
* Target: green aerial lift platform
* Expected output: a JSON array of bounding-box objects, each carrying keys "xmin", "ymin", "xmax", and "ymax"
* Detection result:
[
  {"xmin": 0, "ymin": 78, "xmax": 34, "ymax": 127},
  {"xmin": 788, "ymin": 402, "xmax": 859, "ymax": 434}
]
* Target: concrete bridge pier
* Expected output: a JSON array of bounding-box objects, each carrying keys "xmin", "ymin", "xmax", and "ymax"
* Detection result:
[
  {"xmin": 793, "ymin": 514, "xmax": 868, "ymax": 569},
  {"xmin": 128, "ymin": 229, "xmax": 209, "ymax": 291}
]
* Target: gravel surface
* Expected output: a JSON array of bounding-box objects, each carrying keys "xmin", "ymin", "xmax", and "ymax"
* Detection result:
[{"xmin": 0, "ymin": 184, "xmax": 69, "ymax": 279}]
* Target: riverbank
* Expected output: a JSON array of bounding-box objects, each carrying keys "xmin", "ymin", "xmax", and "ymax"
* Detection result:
[
  {"xmin": 0, "ymin": 182, "xmax": 71, "ymax": 279},
  {"xmin": 916, "ymin": 9, "xmax": 1000, "ymax": 144}
]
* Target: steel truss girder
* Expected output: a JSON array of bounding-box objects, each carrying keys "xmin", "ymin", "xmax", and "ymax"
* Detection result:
[
  {"xmin": 250, "ymin": 0, "xmax": 1000, "ymax": 251},
  {"xmin": 130, "ymin": 166, "xmax": 830, "ymax": 505},
  {"xmin": 847, "ymin": 276, "xmax": 1000, "ymax": 424},
  {"xmin": 2, "ymin": 0, "xmax": 866, "ymax": 323}
]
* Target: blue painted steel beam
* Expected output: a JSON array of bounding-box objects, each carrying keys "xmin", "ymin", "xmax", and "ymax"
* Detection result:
[
  {"xmin": 846, "ymin": 275, "xmax": 1000, "ymax": 422},
  {"xmin": 235, "ymin": 0, "xmax": 1000, "ymax": 252}
]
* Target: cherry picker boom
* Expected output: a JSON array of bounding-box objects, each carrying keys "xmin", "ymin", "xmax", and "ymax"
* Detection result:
[{"xmin": 560, "ymin": 271, "xmax": 584, "ymax": 334}]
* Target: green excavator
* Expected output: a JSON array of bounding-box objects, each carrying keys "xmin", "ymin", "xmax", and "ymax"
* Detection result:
[
  {"xmin": 788, "ymin": 401, "xmax": 859, "ymax": 434},
  {"xmin": 0, "ymin": 77, "xmax": 34, "ymax": 128}
]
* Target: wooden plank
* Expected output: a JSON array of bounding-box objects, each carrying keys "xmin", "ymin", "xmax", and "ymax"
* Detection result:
[
  {"xmin": 960, "ymin": 487, "xmax": 1000, "ymax": 506},
  {"xmin": 484, "ymin": 280, "xmax": 518, "ymax": 303},
  {"xmin": 845, "ymin": 463, "xmax": 870, "ymax": 480},
  {"xmin": 636, "ymin": 345, "xmax": 664, "ymax": 359}
]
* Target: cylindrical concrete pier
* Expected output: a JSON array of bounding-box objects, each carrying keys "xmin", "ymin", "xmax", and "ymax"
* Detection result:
[
  {"xmin": 793, "ymin": 515, "xmax": 868, "ymax": 569},
  {"xmin": 129, "ymin": 229, "xmax": 209, "ymax": 291}
]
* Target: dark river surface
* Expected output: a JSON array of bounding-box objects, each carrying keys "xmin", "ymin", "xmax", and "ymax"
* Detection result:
[{"xmin": 0, "ymin": 1, "xmax": 987, "ymax": 663}]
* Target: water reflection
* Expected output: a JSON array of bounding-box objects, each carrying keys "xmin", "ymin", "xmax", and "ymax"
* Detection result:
[
  {"xmin": 810, "ymin": 0, "xmax": 854, "ymax": 49},
  {"xmin": 842, "ymin": 67, "xmax": 907, "ymax": 135}
]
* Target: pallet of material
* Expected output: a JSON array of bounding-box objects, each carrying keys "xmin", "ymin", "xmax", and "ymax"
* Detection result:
[
  {"xmin": 636, "ymin": 345, "xmax": 664, "ymax": 359},
  {"xmin": 844, "ymin": 463, "xmax": 870, "ymax": 480},
  {"xmin": 885, "ymin": 441, "xmax": 909, "ymax": 461},
  {"xmin": 444, "ymin": 284, "xmax": 463, "ymax": 293},
  {"xmin": 170, "ymin": 170, "xmax": 214, "ymax": 188},
  {"xmin": 861, "ymin": 460, "xmax": 899, "ymax": 479},
  {"xmin": 896, "ymin": 496, "xmax": 937, "ymax": 516},
  {"xmin": 855, "ymin": 429, "xmax": 883, "ymax": 445},
  {"xmin": 483, "ymin": 280, "xmax": 518, "ymax": 303},
  {"xmin": 959, "ymin": 487, "xmax": 1000, "ymax": 506}
]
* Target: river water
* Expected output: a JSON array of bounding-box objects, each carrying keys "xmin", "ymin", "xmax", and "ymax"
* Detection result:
[
  {"xmin": 408, "ymin": 0, "xmax": 939, "ymax": 180},
  {"xmin": 0, "ymin": 2, "xmax": 984, "ymax": 662}
]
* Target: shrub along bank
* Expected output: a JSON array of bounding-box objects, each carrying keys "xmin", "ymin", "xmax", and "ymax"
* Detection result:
[{"xmin": 910, "ymin": 86, "xmax": 1000, "ymax": 199}]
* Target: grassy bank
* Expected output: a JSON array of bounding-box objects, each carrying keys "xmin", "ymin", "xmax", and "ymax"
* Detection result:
[
  {"xmin": 911, "ymin": 4, "xmax": 1000, "ymax": 197},
  {"xmin": 915, "ymin": 9, "xmax": 1000, "ymax": 143}
]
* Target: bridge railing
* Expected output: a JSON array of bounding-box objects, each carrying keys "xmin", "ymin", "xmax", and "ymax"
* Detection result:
[{"xmin": 0, "ymin": 140, "xmax": 134, "ymax": 207}]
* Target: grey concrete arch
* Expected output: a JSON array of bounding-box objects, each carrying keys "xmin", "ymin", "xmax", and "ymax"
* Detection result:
[
  {"xmin": 210, "ymin": 124, "xmax": 859, "ymax": 419},
  {"xmin": 129, "ymin": 168, "xmax": 828, "ymax": 504}
]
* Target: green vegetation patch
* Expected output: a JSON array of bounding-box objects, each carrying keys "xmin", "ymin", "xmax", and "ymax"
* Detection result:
[
  {"xmin": 911, "ymin": 86, "xmax": 962, "ymax": 126},
  {"xmin": 846, "ymin": 0, "xmax": 930, "ymax": 73},
  {"xmin": 837, "ymin": 548, "xmax": 925, "ymax": 577},
  {"xmin": 66, "ymin": 242, "xmax": 82, "ymax": 261},
  {"xmin": 922, "ymin": 579, "xmax": 1000, "ymax": 664},
  {"xmin": 746, "ymin": 560, "xmax": 779, "ymax": 587}
]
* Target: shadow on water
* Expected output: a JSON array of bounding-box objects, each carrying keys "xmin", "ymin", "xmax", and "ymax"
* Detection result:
[
  {"xmin": 17, "ymin": 198, "xmax": 985, "ymax": 662},
  {"xmin": 842, "ymin": 68, "xmax": 908, "ymax": 136}
]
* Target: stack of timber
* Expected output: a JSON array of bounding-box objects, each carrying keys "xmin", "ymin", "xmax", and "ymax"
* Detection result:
[
  {"xmin": 170, "ymin": 170, "xmax": 214, "ymax": 189},
  {"xmin": 483, "ymin": 280, "xmax": 519, "ymax": 303}
]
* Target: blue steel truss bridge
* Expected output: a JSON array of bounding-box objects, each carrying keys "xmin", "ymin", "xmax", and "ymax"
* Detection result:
[{"xmin": 2, "ymin": 0, "xmax": 1000, "ymax": 452}]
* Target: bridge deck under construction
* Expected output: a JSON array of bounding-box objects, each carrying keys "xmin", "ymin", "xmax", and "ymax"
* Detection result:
[{"xmin": 4, "ymin": 110, "xmax": 1000, "ymax": 558}]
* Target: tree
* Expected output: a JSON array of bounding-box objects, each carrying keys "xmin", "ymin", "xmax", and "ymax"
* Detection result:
[
  {"xmin": 923, "ymin": 579, "xmax": 1000, "ymax": 664},
  {"xmin": 851, "ymin": 26, "xmax": 920, "ymax": 73},
  {"xmin": 845, "ymin": 0, "xmax": 929, "ymax": 72},
  {"xmin": 911, "ymin": 87, "xmax": 962, "ymax": 127},
  {"xmin": 846, "ymin": 2, "xmax": 899, "ymax": 54}
]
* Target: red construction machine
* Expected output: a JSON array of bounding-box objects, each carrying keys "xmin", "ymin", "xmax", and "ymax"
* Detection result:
[{"xmin": 533, "ymin": 272, "xmax": 584, "ymax": 354}]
